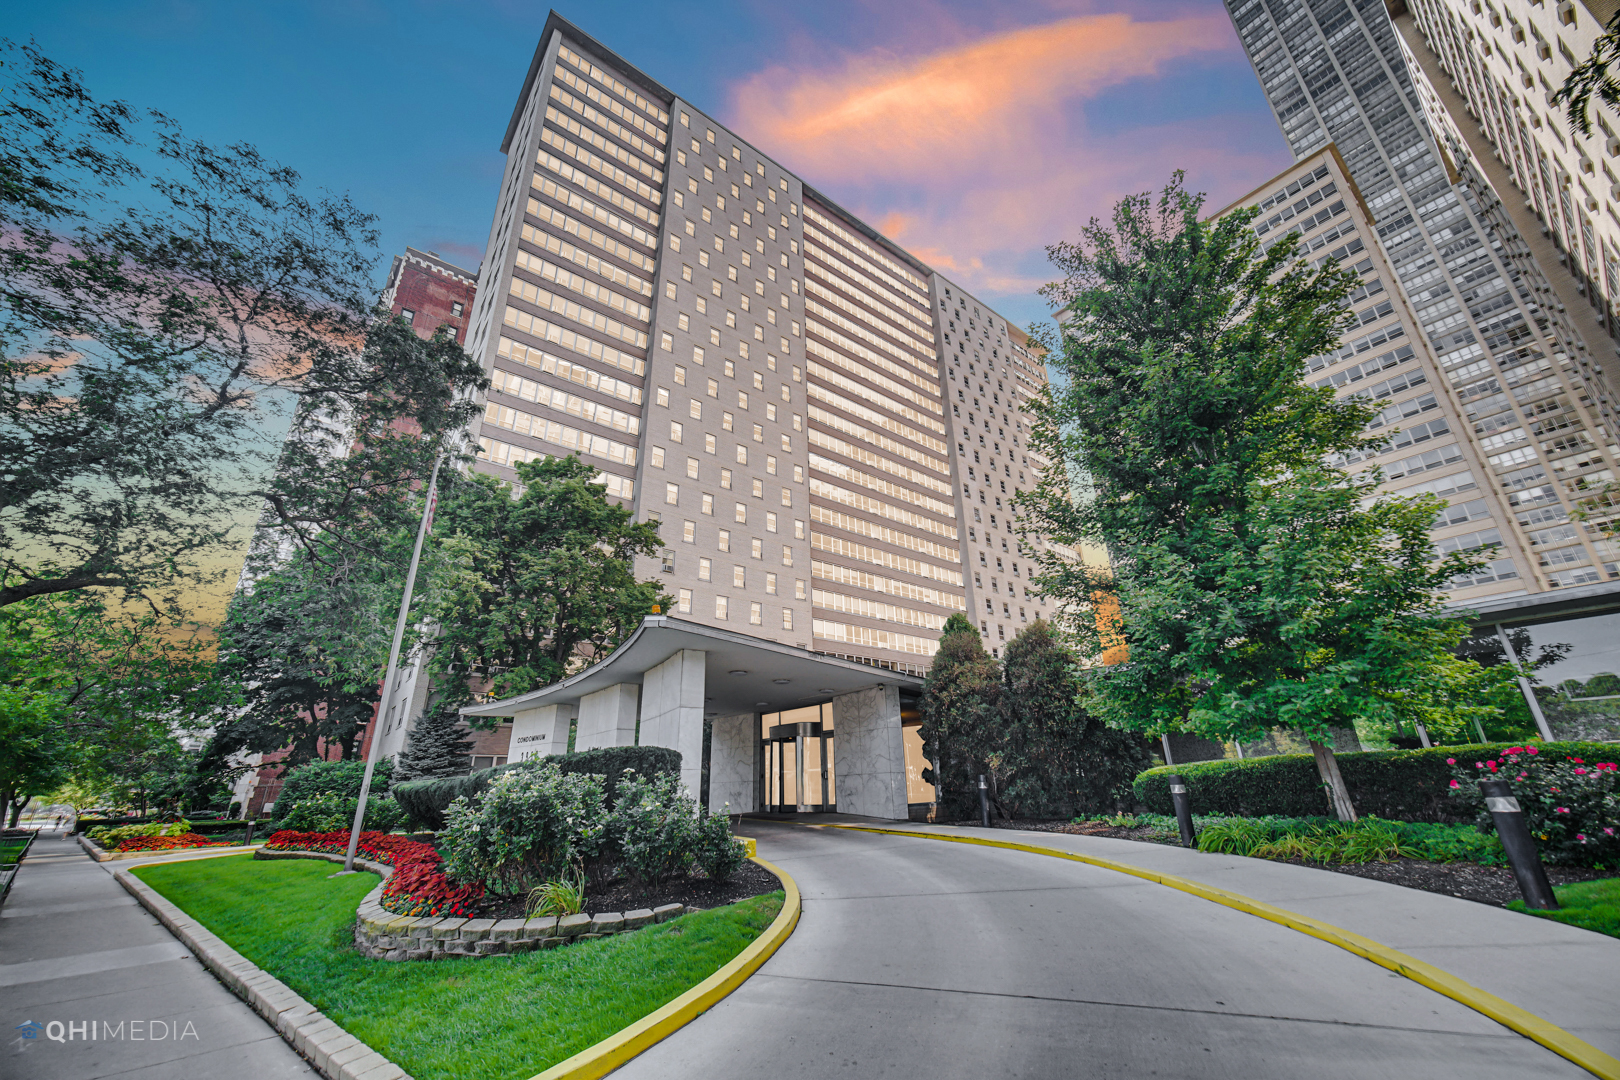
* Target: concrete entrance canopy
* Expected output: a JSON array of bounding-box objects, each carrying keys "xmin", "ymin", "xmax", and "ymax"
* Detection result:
[{"xmin": 461, "ymin": 616, "xmax": 924, "ymax": 818}]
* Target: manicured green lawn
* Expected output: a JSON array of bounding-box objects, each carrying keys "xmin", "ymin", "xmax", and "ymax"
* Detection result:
[
  {"xmin": 133, "ymin": 854, "xmax": 782, "ymax": 1080},
  {"xmin": 1509, "ymin": 876, "xmax": 1620, "ymax": 939}
]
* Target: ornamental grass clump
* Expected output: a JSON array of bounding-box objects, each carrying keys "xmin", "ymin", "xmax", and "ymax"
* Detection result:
[
  {"xmin": 442, "ymin": 764, "xmax": 607, "ymax": 895},
  {"xmin": 1447, "ymin": 747, "xmax": 1619, "ymax": 867}
]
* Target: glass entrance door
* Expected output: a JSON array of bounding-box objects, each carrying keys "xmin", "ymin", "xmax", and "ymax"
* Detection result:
[{"xmin": 760, "ymin": 705, "xmax": 834, "ymax": 812}]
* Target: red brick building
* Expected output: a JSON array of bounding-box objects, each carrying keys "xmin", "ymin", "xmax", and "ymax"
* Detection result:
[{"xmin": 380, "ymin": 247, "xmax": 478, "ymax": 345}]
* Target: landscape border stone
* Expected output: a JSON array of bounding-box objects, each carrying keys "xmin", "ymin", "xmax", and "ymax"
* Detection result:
[
  {"xmin": 256, "ymin": 846, "xmax": 690, "ymax": 961},
  {"xmin": 114, "ymin": 852, "xmax": 413, "ymax": 1080}
]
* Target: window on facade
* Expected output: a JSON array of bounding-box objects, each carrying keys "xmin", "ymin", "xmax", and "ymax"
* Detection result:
[
  {"xmin": 450, "ymin": 302, "xmax": 464, "ymax": 318},
  {"xmin": 715, "ymin": 596, "xmax": 728, "ymax": 619},
  {"xmin": 683, "ymin": 520, "xmax": 695, "ymax": 544},
  {"xmin": 686, "ymin": 457, "xmax": 699, "ymax": 479},
  {"xmin": 400, "ymin": 308, "xmax": 415, "ymax": 324},
  {"xmin": 705, "ymin": 433, "xmax": 716, "ymax": 454},
  {"xmin": 660, "ymin": 550, "xmax": 674, "ymax": 573},
  {"xmin": 718, "ymin": 529, "xmax": 730, "ymax": 552},
  {"xmin": 651, "ymin": 446, "xmax": 665, "ymax": 468},
  {"xmin": 665, "ymin": 483, "xmax": 678, "ymax": 505},
  {"xmin": 750, "ymin": 601, "xmax": 762, "ymax": 625},
  {"xmin": 766, "ymin": 511, "xmax": 777, "ymax": 533},
  {"xmin": 734, "ymin": 565, "xmax": 746, "ymax": 588},
  {"xmin": 751, "ymin": 478, "xmax": 764, "ymax": 498},
  {"xmin": 678, "ymin": 589, "xmax": 692, "ymax": 613},
  {"xmin": 701, "ymin": 493, "xmax": 714, "ymax": 516},
  {"xmin": 670, "ymin": 421, "xmax": 682, "ymax": 442},
  {"xmin": 698, "ymin": 557, "xmax": 711, "ymax": 581},
  {"xmin": 735, "ymin": 502, "xmax": 747, "ymax": 523},
  {"xmin": 781, "ymin": 545, "xmax": 793, "ymax": 566}
]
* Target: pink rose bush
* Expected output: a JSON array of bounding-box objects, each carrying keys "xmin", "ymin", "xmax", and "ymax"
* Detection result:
[{"xmin": 1447, "ymin": 747, "xmax": 1619, "ymax": 867}]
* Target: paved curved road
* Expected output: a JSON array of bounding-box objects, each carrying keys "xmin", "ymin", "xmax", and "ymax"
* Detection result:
[{"xmin": 618, "ymin": 821, "xmax": 1590, "ymax": 1080}]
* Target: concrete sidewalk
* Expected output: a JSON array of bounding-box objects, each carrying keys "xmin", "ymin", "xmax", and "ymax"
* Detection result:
[
  {"xmin": 0, "ymin": 834, "xmax": 312, "ymax": 1080},
  {"xmin": 875, "ymin": 821, "xmax": 1620, "ymax": 1060}
]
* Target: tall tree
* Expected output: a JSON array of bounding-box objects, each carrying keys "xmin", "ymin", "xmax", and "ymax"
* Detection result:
[
  {"xmin": 999, "ymin": 620, "xmax": 1149, "ymax": 818},
  {"xmin": 0, "ymin": 42, "xmax": 483, "ymax": 610},
  {"xmin": 425, "ymin": 455, "xmax": 669, "ymax": 712},
  {"xmin": 1021, "ymin": 175, "xmax": 1490, "ymax": 820},
  {"xmin": 918, "ymin": 613, "xmax": 1004, "ymax": 819},
  {"xmin": 0, "ymin": 591, "xmax": 223, "ymax": 823},
  {"xmin": 1553, "ymin": 9, "xmax": 1620, "ymax": 136}
]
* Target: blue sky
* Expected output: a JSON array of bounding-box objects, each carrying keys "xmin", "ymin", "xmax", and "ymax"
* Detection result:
[{"xmin": 13, "ymin": 0, "xmax": 1292, "ymax": 331}]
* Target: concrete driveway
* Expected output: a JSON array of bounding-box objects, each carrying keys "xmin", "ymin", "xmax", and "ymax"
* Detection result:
[{"xmin": 616, "ymin": 820, "xmax": 1593, "ymax": 1080}]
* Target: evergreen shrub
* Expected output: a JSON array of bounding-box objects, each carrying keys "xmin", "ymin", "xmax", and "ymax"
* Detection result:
[{"xmin": 1132, "ymin": 742, "xmax": 1619, "ymax": 821}]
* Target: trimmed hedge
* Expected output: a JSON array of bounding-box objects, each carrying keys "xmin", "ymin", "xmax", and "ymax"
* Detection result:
[
  {"xmin": 392, "ymin": 745, "xmax": 682, "ymax": 830},
  {"xmin": 1132, "ymin": 741, "xmax": 1620, "ymax": 822}
]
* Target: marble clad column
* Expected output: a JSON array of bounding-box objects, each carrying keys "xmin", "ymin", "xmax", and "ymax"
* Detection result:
[
  {"xmin": 638, "ymin": 650, "xmax": 706, "ymax": 796},
  {"xmin": 509, "ymin": 704, "xmax": 575, "ymax": 763},
  {"xmin": 831, "ymin": 684, "xmax": 907, "ymax": 820},
  {"xmin": 708, "ymin": 712, "xmax": 757, "ymax": 815},
  {"xmin": 575, "ymin": 684, "xmax": 639, "ymax": 750}
]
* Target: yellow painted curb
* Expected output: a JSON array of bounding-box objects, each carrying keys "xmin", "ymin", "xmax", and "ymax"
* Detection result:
[
  {"xmin": 829, "ymin": 824, "xmax": 1620, "ymax": 1080},
  {"xmin": 735, "ymin": 835, "xmax": 758, "ymax": 858},
  {"xmin": 528, "ymin": 853, "xmax": 800, "ymax": 1080}
]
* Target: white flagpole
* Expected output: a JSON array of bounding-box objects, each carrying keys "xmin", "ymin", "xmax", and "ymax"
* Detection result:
[{"xmin": 343, "ymin": 450, "xmax": 444, "ymax": 872}]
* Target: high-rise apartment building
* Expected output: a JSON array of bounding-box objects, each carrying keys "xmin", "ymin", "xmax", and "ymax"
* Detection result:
[
  {"xmin": 1216, "ymin": 144, "xmax": 1535, "ymax": 601},
  {"xmin": 1224, "ymin": 0, "xmax": 1619, "ymax": 592},
  {"xmin": 459, "ymin": 12, "xmax": 1055, "ymax": 682}
]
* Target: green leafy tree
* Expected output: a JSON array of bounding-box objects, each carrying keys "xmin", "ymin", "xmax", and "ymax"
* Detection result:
[
  {"xmin": 0, "ymin": 592, "xmax": 224, "ymax": 823},
  {"xmin": 426, "ymin": 456, "xmax": 669, "ymax": 711},
  {"xmin": 1021, "ymin": 175, "xmax": 1492, "ymax": 820},
  {"xmin": 393, "ymin": 703, "xmax": 474, "ymax": 782},
  {"xmin": 207, "ymin": 544, "xmax": 397, "ymax": 769},
  {"xmin": 918, "ymin": 613, "xmax": 1003, "ymax": 819},
  {"xmin": 999, "ymin": 620, "xmax": 1149, "ymax": 818},
  {"xmin": 0, "ymin": 42, "xmax": 482, "ymax": 609},
  {"xmin": 1553, "ymin": 10, "xmax": 1620, "ymax": 136}
]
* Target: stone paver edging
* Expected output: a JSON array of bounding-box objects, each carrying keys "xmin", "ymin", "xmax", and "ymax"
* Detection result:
[
  {"xmin": 829, "ymin": 824, "xmax": 1620, "ymax": 1080},
  {"xmin": 257, "ymin": 848, "xmax": 690, "ymax": 960},
  {"xmin": 115, "ymin": 850, "xmax": 412, "ymax": 1080}
]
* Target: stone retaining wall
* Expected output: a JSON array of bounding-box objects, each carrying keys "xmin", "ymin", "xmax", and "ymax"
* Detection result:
[
  {"xmin": 352, "ymin": 902, "xmax": 686, "ymax": 961},
  {"xmin": 255, "ymin": 847, "xmax": 686, "ymax": 962}
]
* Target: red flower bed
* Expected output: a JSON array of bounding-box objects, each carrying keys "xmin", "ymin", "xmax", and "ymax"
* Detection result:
[
  {"xmin": 264, "ymin": 830, "xmax": 483, "ymax": 917},
  {"xmin": 115, "ymin": 833, "xmax": 232, "ymax": 852}
]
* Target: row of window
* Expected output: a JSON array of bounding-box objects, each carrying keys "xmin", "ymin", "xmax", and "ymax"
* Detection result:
[
  {"xmin": 482, "ymin": 405, "xmax": 637, "ymax": 466},
  {"xmin": 802, "ymin": 204, "xmax": 931, "ymax": 298},
  {"xmin": 476, "ymin": 437, "xmax": 634, "ymax": 499},
  {"xmin": 514, "ymin": 249, "xmax": 650, "ymax": 321},
  {"xmin": 518, "ymin": 225, "xmax": 652, "ymax": 298},
  {"xmin": 548, "ymin": 83, "xmax": 665, "ymax": 165},
  {"xmin": 503, "ymin": 306, "xmax": 644, "ymax": 376},
  {"xmin": 507, "ymin": 278, "xmax": 647, "ymax": 347},
  {"xmin": 810, "ymin": 531, "xmax": 964, "ymax": 586},
  {"xmin": 807, "ymin": 427, "xmax": 953, "ymax": 497},
  {"xmin": 487, "ymin": 380, "xmax": 638, "ymax": 437},
  {"xmin": 808, "ymin": 452, "xmax": 954, "ymax": 517},
  {"xmin": 495, "ymin": 336, "xmax": 641, "ymax": 404},
  {"xmin": 809, "ymin": 560, "xmax": 966, "ymax": 611},
  {"xmin": 674, "ymin": 591, "xmax": 793, "ymax": 628}
]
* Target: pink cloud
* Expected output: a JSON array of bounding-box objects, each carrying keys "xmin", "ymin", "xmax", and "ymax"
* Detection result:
[
  {"xmin": 725, "ymin": 10, "xmax": 1292, "ymax": 309},
  {"xmin": 732, "ymin": 12, "xmax": 1234, "ymax": 183}
]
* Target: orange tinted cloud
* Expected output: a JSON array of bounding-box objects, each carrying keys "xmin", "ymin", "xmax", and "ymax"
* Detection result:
[
  {"xmin": 726, "ymin": 11, "xmax": 1291, "ymax": 313},
  {"xmin": 732, "ymin": 12, "xmax": 1233, "ymax": 182}
]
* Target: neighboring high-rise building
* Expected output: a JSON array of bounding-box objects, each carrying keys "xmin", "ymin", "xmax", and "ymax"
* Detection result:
[
  {"xmin": 1224, "ymin": 0, "xmax": 1619, "ymax": 591},
  {"xmin": 459, "ymin": 11, "xmax": 1056, "ymax": 681},
  {"xmin": 1216, "ymin": 144, "xmax": 1535, "ymax": 602}
]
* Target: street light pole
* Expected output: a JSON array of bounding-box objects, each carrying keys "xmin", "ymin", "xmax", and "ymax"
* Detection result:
[{"xmin": 343, "ymin": 451, "xmax": 444, "ymax": 873}]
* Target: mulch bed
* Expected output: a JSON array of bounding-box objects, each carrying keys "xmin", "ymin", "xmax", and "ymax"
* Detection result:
[
  {"xmin": 467, "ymin": 860, "xmax": 782, "ymax": 921},
  {"xmin": 943, "ymin": 818, "xmax": 1614, "ymax": 908}
]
